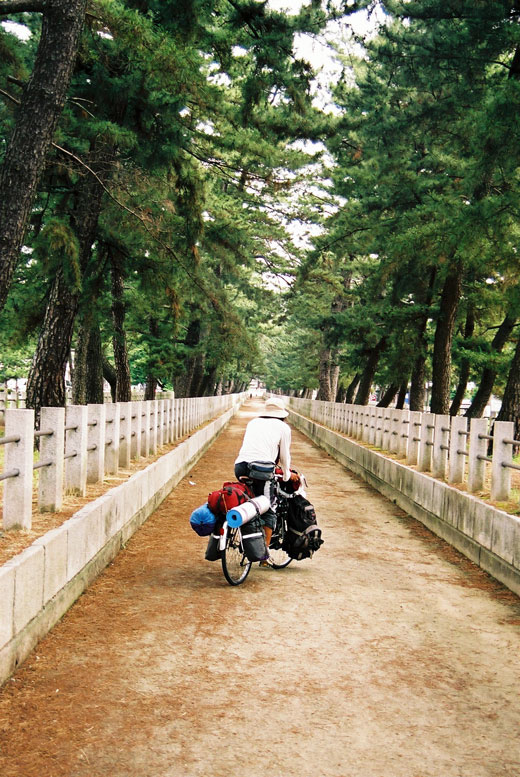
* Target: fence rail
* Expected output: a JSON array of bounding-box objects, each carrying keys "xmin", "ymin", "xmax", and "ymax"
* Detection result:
[
  {"xmin": 1, "ymin": 394, "xmax": 244, "ymax": 531},
  {"xmin": 286, "ymin": 398, "xmax": 519, "ymax": 507}
]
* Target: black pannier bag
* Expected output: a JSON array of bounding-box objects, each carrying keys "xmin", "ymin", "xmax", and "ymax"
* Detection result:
[
  {"xmin": 205, "ymin": 530, "xmax": 222, "ymax": 561},
  {"xmin": 282, "ymin": 494, "xmax": 324, "ymax": 561},
  {"xmin": 205, "ymin": 517, "xmax": 224, "ymax": 561},
  {"xmin": 240, "ymin": 517, "xmax": 267, "ymax": 562}
]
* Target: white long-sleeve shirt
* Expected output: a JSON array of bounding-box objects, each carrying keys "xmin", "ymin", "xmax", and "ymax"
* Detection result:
[{"xmin": 235, "ymin": 417, "xmax": 292, "ymax": 480}]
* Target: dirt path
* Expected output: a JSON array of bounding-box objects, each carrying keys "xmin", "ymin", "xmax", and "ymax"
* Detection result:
[{"xmin": 1, "ymin": 399, "xmax": 520, "ymax": 777}]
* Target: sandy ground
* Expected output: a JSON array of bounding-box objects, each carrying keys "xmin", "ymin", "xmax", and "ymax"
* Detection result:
[{"xmin": 1, "ymin": 399, "xmax": 520, "ymax": 777}]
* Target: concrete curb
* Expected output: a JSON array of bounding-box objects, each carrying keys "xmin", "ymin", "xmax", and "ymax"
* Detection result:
[
  {"xmin": 289, "ymin": 409, "xmax": 520, "ymax": 598},
  {"xmin": 0, "ymin": 404, "xmax": 239, "ymax": 686}
]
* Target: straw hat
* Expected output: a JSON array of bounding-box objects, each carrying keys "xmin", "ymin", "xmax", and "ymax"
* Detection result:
[{"xmin": 262, "ymin": 397, "xmax": 288, "ymax": 419}]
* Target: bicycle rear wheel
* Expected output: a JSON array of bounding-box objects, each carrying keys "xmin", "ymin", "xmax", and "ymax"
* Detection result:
[{"xmin": 222, "ymin": 527, "xmax": 252, "ymax": 585}]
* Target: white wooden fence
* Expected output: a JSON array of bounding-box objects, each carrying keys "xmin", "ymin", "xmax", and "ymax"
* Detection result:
[
  {"xmin": 1, "ymin": 394, "xmax": 244, "ymax": 531},
  {"xmin": 286, "ymin": 398, "xmax": 520, "ymax": 506},
  {"xmin": 0, "ymin": 388, "xmax": 174, "ymax": 413}
]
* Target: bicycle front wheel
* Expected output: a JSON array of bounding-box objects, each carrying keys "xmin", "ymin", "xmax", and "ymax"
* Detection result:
[
  {"xmin": 269, "ymin": 522, "xmax": 292, "ymax": 569},
  {"xmin": 269, "ymin": 546, "xmax": 292, "ymax": 569},
  {"xmin": 222, "ymin": 527, "xmax": 252, "ymax": 586}
]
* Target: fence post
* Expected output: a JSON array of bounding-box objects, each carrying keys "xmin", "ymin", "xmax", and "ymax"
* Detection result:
[
  {"xmin": 389, "ymin": 409, "xmax": 401, "ymax": 454},
  {"xmin": 467, "ymin": 417, "xmax": 488, "ymax": 493},
  {"xmin": 418, "ymin": 412, "xmax": 435, "ymax": 472},
  {"xmin": 407, "ymin": 411, "xmax": 422, "ymax": 466},
  {"xmin": 104, "ymin": 402, "xmax": 120, "ymax": 476},
  {"xmin": 345, "ymin": 405, "xmax": 353, "ymax": 436},
  {"xmin": 182, "ymin": 398, "xmax": 187, "ymax": 437},
  {"xmin": 118, "ymin": 402, "xmax": 132, "ymax": 468},
  {"xmin": 38, "ymin": 406, "xmax": 65, "ymax": 512},
  {"xmin": 150, "ymin": 400, "xmax": 158, "ymax": 454},
  {"xmin": 163, "ymin": 399, "xmax": 171, "ymax": 444},
  {"xmin": 491, "ymin": 420, "xmax": 515, "ymax": 502},
  {"xmin": 131, "ymin": 400, "xmax": 142, "ymax": 460},
  {"xmin": 65, "ymin": 405, "xmax": 88, "ymax": 496},
  {"xmin": 398, "ymin": 409, "xmax": 410, "ymax": 458},
  {"xmin": 381, "ymin": 410, "xmax": 392, "ymax": 451},
  {"xmin": 367, "ymin": 406, "xmax": 376, "ymax": 445},
  {"xmin": 3, "ymin": 408, "xmax": 35, "ymax": 530},
  {"xmin": 448, "ymin": 415, "xmax": 468, "ymax": 484},
  {"xmin": 157, "ymin": 400, "xmax": 165, "ymax": 448},
  {"xmin": 87, "ymin": 403, "xmax": 105, "ymax": 484},
  {"xmin": 355, "ymin": 407, "xmax": 362, "ymax": 439},
  {"xmin": 142, "ymin": 401, "xmax": 151, "ymax": 457},
  {"xmin": 432, "ymin": 414, "xmax": 450, "ymax": 479},
  {"xmin": 374, "ymin": 407, "xmax": 384, "ymax": 448}
]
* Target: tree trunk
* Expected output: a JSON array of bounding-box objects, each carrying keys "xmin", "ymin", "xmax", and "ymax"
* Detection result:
[
  {"xmin": 0, "ymin": 0, "xmax": 86, "ymax": 312},
  {"xmin": 330, "ymin": 360, "xmax": 340, "ymax": 402},
  {"xmin": 26, "ymin": 152, "xmax": 105, "ymax": 419},
  {"xmin": 110, "ymin": 248, "xmax": 132, "ymax": 402},
  {"xmin": 430, "ymin": 263, "xmax": 463, "ymax": 414},
  {"xmin": 145, "ymin": 374, "xmax": 158, "ymax": 400},
  {"xmin": 409, "ymin": 353, "xmax": 426, "ymax": 411},
  {"xmin": 198, "ymin": 366, "xmax": 217, "ymax": 397},
  {"xmin": 26, "ymin": 267, "xmax": 77, "ymax": 423},
  {"xmin": 408, "ymin": 267, "xmax": 437, "ymax": 411},
  {"xmin": 396, "ymin": 381, "xmax": 408, "ymax": 410},
  {"xmin": 495, "ymin": 334, "xmax": 520, "ymax": 441},
  {"xmin": 316, "ymin": 347, "xmax": 333, "ymax": 401},
  {"xmin": 465, "ymin": 314, "xmax": 517, "ymax": 418},
  {"xmin": 450, "ymin": 307, "xmax": 475, "ymax": 416},
  {"xmin": 377, "ymin": 383, "xmax": 399, "ymax": 408},
  {"xmin": 103, "ymin": 356, "xmax": 117, "ymax": 402},
  {"xmin": 345, "ymin": 373, "xmax": 360, "ymax": 404},
  {"xmin": 174, "ymin": 318, "xmax": 201, "ymax": 398},
  {"xmin": 191, "ymin": 353, "xmax": 206, "ymax": 396},
  {"xmin": 72, "ymin": 310, "xmax": 91, "ymax": 404},
  {"xmin": 354, "ymin": 338, "xmax": 386, "ymax": 405},
  {"xmin": 85, "ymin": 320, "xmax": 104, "ymax": 403}
]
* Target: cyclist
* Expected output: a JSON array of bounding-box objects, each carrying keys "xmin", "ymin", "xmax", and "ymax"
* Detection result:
[{"xmin": 234, "ymin": 396, "xmax": 295, "ymax": 566}]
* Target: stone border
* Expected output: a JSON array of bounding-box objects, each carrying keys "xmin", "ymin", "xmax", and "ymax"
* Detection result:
[
  {"xmin": 0, "ymin": 404, "xmax": 239, "ymax": 686},
  {"xmin": 289, "ymin": 409, "xmax": 520, "ymax": 598}
]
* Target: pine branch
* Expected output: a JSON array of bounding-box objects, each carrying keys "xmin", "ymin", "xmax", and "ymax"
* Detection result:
[{"xmin": 0, "ymin": 0, "xmax": 45, "ymax": 15}]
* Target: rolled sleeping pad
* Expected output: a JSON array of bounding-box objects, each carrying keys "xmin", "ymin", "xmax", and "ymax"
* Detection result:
[{"xmin": 226, "ymin": 495, "xmax": 270, "ymax": 528}]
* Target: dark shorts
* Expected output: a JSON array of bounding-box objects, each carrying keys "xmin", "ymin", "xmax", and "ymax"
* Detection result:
[{"xmin": 234, "ymin": 461, "xmax": 276, "ymax": 530}]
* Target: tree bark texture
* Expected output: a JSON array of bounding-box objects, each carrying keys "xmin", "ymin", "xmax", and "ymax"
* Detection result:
[
  {"xmin": 174, "ymin": 318, "xmax": 201, "ymax": 398},
  {"xmin": 465, "ymin": 314, "xmax": 517, "ymax": 418},
  {"xmin": 354, "ymin": 338, "xmax": 387, "ymax": 405},
  {"xmin": 377, "ymin": 383, "xmax": 399, "ymax": 408},
  {"xmin": 408, "ymin": 268, "xmax": 437, "ymax": 411},
  {"xmin": 450, "ymin": 307, "xmax": 475, "ymax": 416},
  {"xmin": 316, "ymin": 347, "xmax": 333, "ymax": 401},
  {"xmin": 103, "ymin": 356, "xmax": 117, "ymax": 402},
  {"xmin": 396, "ymin": 381, "xmax": 408, "ymax": 410},
  {"xmin": 145, "ymin": 317, "xmax": 160, "ymax": 400},
  {"xmin": 26, "ymin": 158, "xmax": 105, "ymax": 417},
  {"xmin": 0, "ymin": 0, "xmax": 87, "ymax": 312},
  {"xmin": 496, "ymin": 334, "xmax": 520, "ymax": 441},
  {"xmin": 72, "ymin": 311, "xmax": 92, "ymax": 405},
  {"xmin": 110, "ymin": 249, "xmax": 132, "ymax": 402},
  {"xmin": 85, "ymin": 321, "xmax": 104, "ymax": 403},
  {"xmin": 26, "ymin": 267, "xmax": 77, "ymax": 422},
  {"xmin": 330, "ymin": 360, "xmax": 340, "ymax": 402},
  {"xmin": 345, "ymin": 373, "xmax": 360, "ymax": 404},
  {"xmin": 198, "ymin": 366, "xmax": 217, "ymax": 397},
  {"xmin": 430, "ymin": 263, "xmax": 463, "ymax": 414}
]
